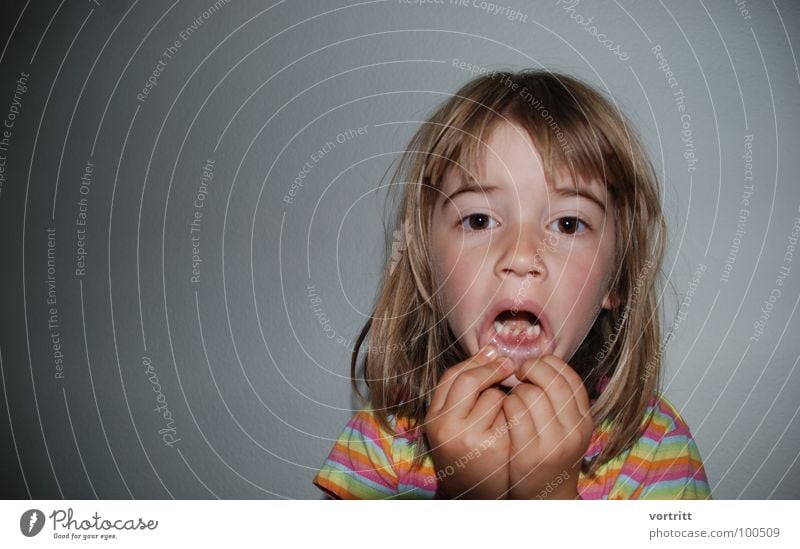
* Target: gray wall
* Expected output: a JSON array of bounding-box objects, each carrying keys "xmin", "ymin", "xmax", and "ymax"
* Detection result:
[{"xmin": 1, "ymin": 0, "xmax": 798, "ymax": 499}]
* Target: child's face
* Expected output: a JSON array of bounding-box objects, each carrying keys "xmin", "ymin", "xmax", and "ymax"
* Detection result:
[{"xmin": 431, "ymin": 121, "xmax": 616, "ymax": 381}]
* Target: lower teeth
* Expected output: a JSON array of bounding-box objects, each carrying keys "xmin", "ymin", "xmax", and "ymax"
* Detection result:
[{"xmin": 493, "ymin": 320, "xmax": 541, "ymax": 338}]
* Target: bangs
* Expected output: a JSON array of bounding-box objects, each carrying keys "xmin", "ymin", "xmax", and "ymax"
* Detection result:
[{"xmin": 420, "ymin": 71, "xmax": 628, "ymax": 201}]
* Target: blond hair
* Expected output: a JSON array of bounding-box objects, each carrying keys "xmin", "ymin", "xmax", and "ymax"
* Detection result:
[{"xmin": 351, "ymin": 69, "xmax": 666, "ymax": 478}]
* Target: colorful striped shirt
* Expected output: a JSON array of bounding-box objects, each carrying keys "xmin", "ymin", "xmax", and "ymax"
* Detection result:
[{"xmin": 313, "ymin": 392, "xmax": 712, "ymax": 499}]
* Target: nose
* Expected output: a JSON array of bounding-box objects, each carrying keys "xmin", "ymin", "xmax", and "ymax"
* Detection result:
[{"xmin": 496, "ymin": 223, "xmax": 548, "ymax": 279}]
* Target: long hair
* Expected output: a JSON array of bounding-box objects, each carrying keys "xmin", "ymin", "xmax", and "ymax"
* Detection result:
[{"xmin": 351, "ymin": 69, "xmax": 666, "ymax": 477}]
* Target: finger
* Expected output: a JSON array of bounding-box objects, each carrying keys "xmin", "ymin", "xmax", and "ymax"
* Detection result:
[
  {"xmin": 428, "ymin": 343, "xmax": 502, "ymax": 414},
  {"xmin": 541, "ymin": 355, "xmax": 591, "ymax": 425},
  {"xmin": 490, "ymin": 406, "xmax": 508, "ymax": 438},
  {"xmin": 442, "ymin": 358, "xmax": 515, "ymax": 420},
  {"xmin": 542, "ymin": 355, "xmax": 591, "ymax": 418},
  {"xmin": 516, "ymin": 356, "xmax": 586, "ymax": 430},
  {"xmin": 502, "ymin": 392, "xmax": 538, "ymax": 454},
  {"xmin": 512, "ymin": 383, "xmax": 560, "ymax": 449},
  {"xmin": 516, "ymin": 379, "xmax": 592, "ymax": 467},
  {"xmin": 465, "ymin": 387, "xmax": 506, "ymax": 431}
]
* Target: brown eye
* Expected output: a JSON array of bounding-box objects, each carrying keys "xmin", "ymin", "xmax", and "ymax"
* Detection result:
[
  {"xmin": 460, "ymin": 213, "xmax": 497, "ymax": 231},
  {"xmin": 550, "ymin": 217, "xmax": 588, "ymax": 235}
]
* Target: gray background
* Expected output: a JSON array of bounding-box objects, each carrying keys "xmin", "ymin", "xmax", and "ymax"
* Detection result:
[{"xmin": 0, "ymin": 0, "xmax": 798, "ymax": 499}]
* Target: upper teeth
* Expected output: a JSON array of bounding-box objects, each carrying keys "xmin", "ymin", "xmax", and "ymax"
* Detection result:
[{"xmin": 493, "ymin": 319, "xmax": 541, "ymax": 338}]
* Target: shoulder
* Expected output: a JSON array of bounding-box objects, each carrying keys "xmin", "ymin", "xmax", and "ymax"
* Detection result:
[
  {"xmin": 312, "ymin": 405, "xmax": 434, "ymax": 499},
  {"xmin": 344, "ymin": 404, "xmax": 421, "ymax": 443},
  {"xmin": 634, "ymin": 394, "xmax": 702, "ymax": 458},
  {"xmin": 639, "ymin": 393, "xmax": 696, "ymax": 446},
  {"xmin": 620, "ymin": 392, "xmax": 703, "ymax": 467},
  {"xmin": 584, "ymin": 389, "xmax": 689, "ymax": 460},
  {"xmin": 312, "ymin": 405, "xmax": 398, "ymax": 499},
  {"xmin": 629, "ymin": 393, "xmax": 712, "ymax": 499},
  {"xmin": 343, "ymin": 404, "xmax": 391, "ymax": 437},
  {"xmin": 580, "ymin": 393, "xmax": 712, "ymax": 499}
]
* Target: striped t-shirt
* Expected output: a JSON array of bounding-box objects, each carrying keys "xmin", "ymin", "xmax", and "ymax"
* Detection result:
[{"xmin": 312, "ymin": 392, "xmax": 711, "ymax": 499}]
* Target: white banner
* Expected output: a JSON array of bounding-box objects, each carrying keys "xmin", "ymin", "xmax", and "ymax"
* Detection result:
[{"xmin": 1, "ymin": 500, "xmax": 797, "ymax": 548}]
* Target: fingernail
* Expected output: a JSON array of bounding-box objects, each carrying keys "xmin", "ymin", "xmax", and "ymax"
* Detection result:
[{"xmin": 482, "ymin": 344, "xmax": 498, "ymax": 359}]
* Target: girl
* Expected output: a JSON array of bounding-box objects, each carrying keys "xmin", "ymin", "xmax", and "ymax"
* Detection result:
[{"xmin": 313, "ymin": 69, "xmax": 711, "ymax": 499}]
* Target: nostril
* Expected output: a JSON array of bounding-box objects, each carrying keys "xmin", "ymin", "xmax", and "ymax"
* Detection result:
[{"xmin": 503, "ymin": 263, "xmax": 541, "ymax": 276}]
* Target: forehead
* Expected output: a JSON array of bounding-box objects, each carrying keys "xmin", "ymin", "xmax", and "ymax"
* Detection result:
[
  {"xmin": 478, "ymin": 121, "xmax": 543, "ymax": 182},
  {"xmin": 439, "ymin": 124, "xmax": 609, "ymax": 201}
]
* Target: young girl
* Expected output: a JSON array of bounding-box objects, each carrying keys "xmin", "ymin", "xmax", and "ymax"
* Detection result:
[{"xmin": 313, "ymin": 69, "xmax": 711, "ymax": 499}]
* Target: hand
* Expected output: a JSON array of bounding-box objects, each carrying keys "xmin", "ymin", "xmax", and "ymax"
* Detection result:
[
  {"xmin": 424, "ymin": 344, "xmax": 516, "ymax": 499},
  {"xmin": 502, "ymin": 355, "xmax": 592, "ymax": 500}
]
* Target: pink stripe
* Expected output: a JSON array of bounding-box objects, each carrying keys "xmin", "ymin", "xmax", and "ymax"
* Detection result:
[
  {"xmin": 646, "ymin": 465, "xmax": 700, "ymax": 483},
  {"xmin": 350, "ymin": 414, "xmax": 409, "ymax": 449},
  {"xmin": 349, "ymin": 416, "xmax": 384, "ymax": 443},
  {"xmin": 618, "ymin": 465, "xmax": 649, "ymax": 484},
  {"xmin": 579, "ymin": 483, "xmax": 609, "ymax": 499},
  {"xmin": 326, "ymin": 452, "xmax": 396, "ymax": 490}
]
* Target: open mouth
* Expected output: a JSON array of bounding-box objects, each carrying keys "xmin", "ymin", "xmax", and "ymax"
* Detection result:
[{"xmin": 481, "ymin": 303, "xmax": 555, "ymax": 388}]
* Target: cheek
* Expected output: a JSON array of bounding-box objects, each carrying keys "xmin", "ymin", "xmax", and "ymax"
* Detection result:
[
  {"xmin": 436, "ymin": 257, "xmax": 469, "ymax": 317},
  {"xmin": 431, "ymin": 243, "xmax": 482, "ymax": 339},
  {"xmin": 431, "ymin": 241, "xmax": 462, "ymax": 318},
  {"xmin": 432, "ymin": 231, "xmax": 470, "ymax": 290},
  {"xmin": 559, "ymin": 253, "xmax": 612, "ymax": 310}
]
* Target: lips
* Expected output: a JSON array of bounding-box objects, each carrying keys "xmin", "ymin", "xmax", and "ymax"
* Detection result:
[{"xmin": 478, "ymin": 298, "xmax": 556, "ymax": 388}]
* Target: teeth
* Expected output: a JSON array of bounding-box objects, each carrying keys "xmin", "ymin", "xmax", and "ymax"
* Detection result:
[
  {"xmin": 493, "ymin": 320, "xmax": 511, "ymax": 335},
  {"xmin": 493, "ymin": 319, "xmax": 542, "ymax": 339}
]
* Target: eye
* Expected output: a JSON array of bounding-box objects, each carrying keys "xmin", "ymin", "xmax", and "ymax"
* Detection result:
[
  {"xmin": 459, "ymin": 213, "xmax": 498, "ymax": 231},
  {"xmin": 549, "ymin": 216, "xmax": 589, "ymax": 235}
]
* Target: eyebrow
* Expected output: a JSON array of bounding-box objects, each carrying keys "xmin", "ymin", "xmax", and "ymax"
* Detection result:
[
  {"xmin": 551, "ymin": 185, "xmax": 607, "ymax": 213},
  {"xmin": 440, "ymin": 180, "xmax": 607, "ymax": 213},
  {"xmin": 440, "ymin": 181, "xmax": 500, "ymax": 211}
]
